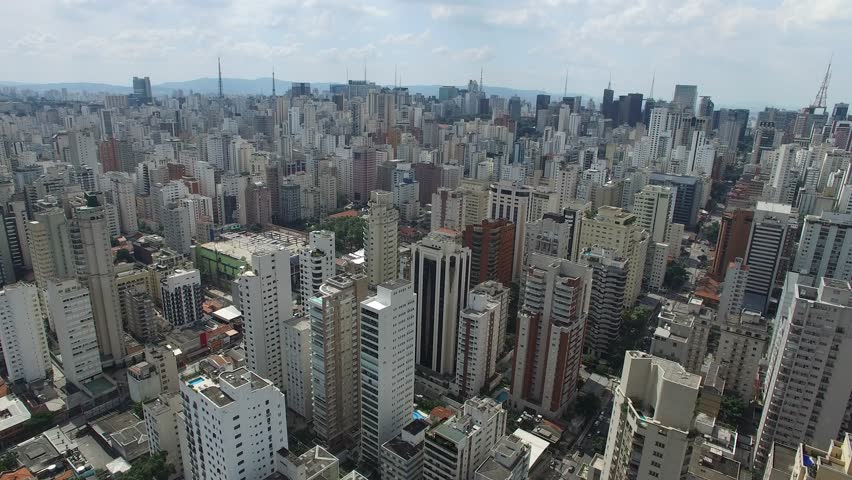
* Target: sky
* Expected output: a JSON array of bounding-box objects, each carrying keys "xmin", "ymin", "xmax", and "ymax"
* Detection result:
[{"xmin": 1, "ymin": 0, "xmax": 849, "ymax": 108}]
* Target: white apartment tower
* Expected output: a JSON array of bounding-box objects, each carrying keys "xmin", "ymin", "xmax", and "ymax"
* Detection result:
[
  {"xmin": 107, "ymin": 172, "xmax": 139, "ymax": 236},
  {"xmin": 602, "ymin": 351, "xmax": 701, "ymax": 480},
  {"xmin": 488, "ymin": 182, "xmax": 532, "ymax": 279},
  {"xmin": 162, "ymin": 202, "xmax": 193, "ymax": 255},
  {"xmin": 284, "ymin": 316, "xmax": 313, "ymax": 420},
  {"xmin": 632, "ymin": 185, "xmax": 675, "ymax": 244},
  {"xmin": 360, "ymin": 280, "xmax": 417, "ymax": 466},
  {"xmin": 431, "ymin": 188, "xmax": 465, "ymax": 232},
  {"xmin": 300, "ymin": 230, "xmax": 336, "ymax": 304},
  {"xmin": 717, "ymin": 310, "xmax": 768, "ymax": 402},
  {"xmin": 46, "ymin": 279, "xmax": 103, "ymax": 388},
  {"xmin": 0, "ymin": 283, "xmax": 50, "ymax": 383},
  {"xmin": 180, "ymin": 367, "xmax": 289, "ymax": 480},
  {"xmin": 237, "ymin": 247, "xmax": 293, "ymax": 389},
  {"xmin": 364, "ymin": 190, "xmax": 400, "ymax": 287},
  {"xmin": 511, "ymin": 254, "xmax": 591, "ymax": 419},
  {"xmin": 755, "ymin": 277, "xmax": 852, "ymax": 468},
  {"xmin": 161, "ymin": 268, "xmax": 203, "ymax": 327},
  {"xmin": 309, "ymin": 273, "xmax": 369, "ymax": 451},
  {"xmin": 27, "ymin": 208, "xmax": 75, "ymax": 290},
  {"xmin": 453, "ymin": 292, "xmax": 502, "ymax": 400},
  {"xmin": 718, "ymin": 257, "xmax": 749, "ymax": 323},
  {"xmin": 413, "ymin": 230, "xmax": 471, "ymax": 375},
  {"xmin": 794, "ymin": 212, "xmax": 852, "ymax": 281}
]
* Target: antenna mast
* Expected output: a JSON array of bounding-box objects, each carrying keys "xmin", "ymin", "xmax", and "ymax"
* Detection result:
[
  {"xmin": 649, "ymin": 70, "xmax": 656, "ymax": 100},
  {"xmin": 563, "ymin": 68, "xmax": 568, "ymax": 98},
  {"xmin": 272, "ymin": 68, "xmax": 276, "ymax": 97},
  {"xmin": 218, "ymin": 57, "xmax": 223, "ymax": 98},
  {"xmin": 811, "ymin": 57, "xmax": 832, "ymax": 112}
]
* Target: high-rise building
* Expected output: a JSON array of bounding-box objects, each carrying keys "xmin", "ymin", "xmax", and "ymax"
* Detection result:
[
  {"xmin": 794, "ymin": 212, "xmax": 852, "ymax": 281},
  {"xmin": 474, "ymin": 434, "xmax": 531, "ymax": 480},
  {"xmin": 764, "ymin": 434, "xmax": 852, "ymax": 480},
  {"xmin": 126, "ymin": 292, "xmax": 156, "ymax": 342},
  {"xmin": 162, "ymin": 202, "xmax": 193, "ymax": 255},
  {"xmin": 577, "ymin": 206, "xmax": 649, "ymax": 307},
  {"xmin": 463, "ymin": 219, "xmax": 514, "ymax": 288},
  {"xmin": 632, "ymin": 185, "xmax": 675, "ymax": 244},
  {"xmin": 161, "ymin": 268, "xmax": 203, "ymax": 327},
  {"xmin": 107, "ymin": 172, "xmax": 139, "ymax": 236},
  {"xmin": 511, "ymin": 254, "xmax": 591, "ymax": 419},
  {"xmin": 0, "ymin": 283, "xmax": 50, "ymax": 383},
  {"xmin": 46, "ymin": 279, "xmax": 102, "ymax": 388},
  {"xmin": 648, "ymin": 173, "xmax": 704, "ymax": 229},
  {"xmin": 142, "ymin": 394, "xmax": 184, "ymax": 476},
  {"xmin": 710, "ymin": 209, "xmax": 754, "ymax": 281},
  {"xmin": 580, "ymin": 248, "xmax": 628, "ymax": 358},
  {"xmin": 364, "ymin": 191, "xmax": 399, "ymax": 287},
  {"xmin": 471, "ymin": 281, "xmax": 510, "ymax": 357},
  {"xmin": 743, "ymin": 202, "xmax": 797, "ymax": 314},
  {"xmin": 523, "ymin": 211, "xmax": 575, "ymax": 265},
  {"xmin": 431, "ymin": 188, "xmax": 465, "ymax": 232},
  {"xmin": 132, "ymin": 76, "xmax": 153, "ymax": 103},
  {"xmin": 717, "ymin": 310, "xmax": 768, "ymax": 402},
  {"xmin": 413, "ymin": 230, "xmax": 471, "ymax": 375},
  {"xmin": 284, "ymin": 316, "xmax": 313, "ymax": 420},
  {"xmin": 718, "ymin": 257, "xmax": 749, "ymax": 323},
  {"xmin": 180, "ymin": 367, "xmax": 289, "ymax": 480},
  {"xmin": 353, "ymin": 146, "xmax": 377, "ymax": 203},
  {"xmin": 755, "ymin": 277, "xmax": 852, "ymax": 468},
  {"xmin": 488, "ymin": 182, "xmax": 532, "ymax": 279},
  {"xmin": 70, "ymin": 200, "xmax": 125, "ymax": 365},
  {"xmin": 672, "ymin": 84, "xmax": 698, "ymax": 112},
  {"xmin": 26, "ymin": 208, "xmax": 75, "ymax": 290},
  {"xmin": 601, "ymin": 351, "xmax": 701, "ymax": 480},
  {"xmin": 237, "ymin": 248, "xmax": 293, "ymax": 389},
  {"xmin": 309, "ymin": 273, "xmax": 369, "ymax": 451},
  {"xmin": 453, "ymin": 292, "xmax": 502, "ymax": 400},
  {"xmin": 423, "ymin": 397, "xmax": 506, "ymax": 480},
  {"xmin": 300, "ymin": 230, "xmax": 336, "ymax": 304},
  {"xmin": 360, "ymin": 280, "xmax": 417, "ymax": 466}
]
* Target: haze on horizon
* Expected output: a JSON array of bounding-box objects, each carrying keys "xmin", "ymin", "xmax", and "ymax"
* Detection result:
[{"xmin": 1, "ymin": 0, "xmax": 848, "ymax": 108}]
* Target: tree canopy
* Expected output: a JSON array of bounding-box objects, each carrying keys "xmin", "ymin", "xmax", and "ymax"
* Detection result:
[
  {"xmin": 119, "ymin": 452, "xmax": 175, "ymax": 480},
  {"xmin": 312, "ymin": 216, "xmax": 366, "ymax": 254}
]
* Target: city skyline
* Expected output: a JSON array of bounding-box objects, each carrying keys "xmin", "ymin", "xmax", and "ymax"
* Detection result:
[{"xmin": 2, "ymin": 0, "xmax": 848, "ymax": 108}]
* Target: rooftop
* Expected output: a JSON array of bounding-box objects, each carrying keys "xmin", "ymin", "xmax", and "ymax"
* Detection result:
[
  {"xmin": 198, "ymin": 230, "xmax": 307, "ymax": 262},
  {"xmin": 0, "ymin": 394, "xmax": 31, "ymax": 432}
]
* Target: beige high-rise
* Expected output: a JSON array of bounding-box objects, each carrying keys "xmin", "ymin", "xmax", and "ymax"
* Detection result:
[{"xmin": 364, "ymin": 191, "xmax": 399, "ymax": 287}]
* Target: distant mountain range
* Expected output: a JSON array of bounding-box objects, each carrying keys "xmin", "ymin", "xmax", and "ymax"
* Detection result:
[{"xmin": 0, "ymin": 77, "xmax": 581, "ymax": 102}]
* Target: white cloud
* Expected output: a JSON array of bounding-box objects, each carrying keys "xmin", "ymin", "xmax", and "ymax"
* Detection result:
[
  {"xmin": 430, "ymin": 4, "xmax": 465, "ymax": 19},
  {"xmin": 485, "ymin": 9, "xmax": 532, "ymax": 26},
  {"xmin": 381, "ymin": 29, "xmax": 432, "ymax": 46},
  {"xmin": 319, "ymin": 44, "xmax": 380, "ymax": 63},
  {"xmin": 454, "ymin": 46, "xmax": 494, "ymax": 62}
]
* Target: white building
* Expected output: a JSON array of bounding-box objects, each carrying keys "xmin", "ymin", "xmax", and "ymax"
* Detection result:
[
  {"xmin": 162, "ymin": 202, "xmax": 193, "ymax": 255},
  {"xmin": 143, "ymin": 394, "xmax": 184, "ymax": 479},
  {"xmin": 412, "ymin": 230, "xmax": 471, "ymax": 375},
  {"xmin": 237, "ymin": 248, "xmax": 293, "ymax": 390},
  {"xmin": 381, "ymin": 419, "xmax": 429, "ymax": 480},
  {"xmin": 794, "ymin": 212, "xmax": 852, "ymax": 281},
  {"xmin": 755, "ymin": 277, "xmax": 852, "ymax": 468},
  {"xmin": 431, "ymin": 188, "xmax": 465, "ymax": 232},
  {"xmin": 180, "ymin": 367, "xmax": 289, "ymax": 480},
  {"xmin": 718, "ymin": 257, "xmax": 749, "ymax": 323},
  {"xmin": 488, "ymin": 182, "xmax": 531, "ymax": 279},
  {"xmin": 717, "ymin": 310, "xmax": 768, "ymax": 401},
  {"xmin": 46, "ymin": 279, "xmax": 102, "ymax": 388},
  {"xmin": 161, "ymin": 268, "xmax": 203, "ymax": 327},
  {"xmin": 365, "ymin": 191, "xmax": 400, "ymax": 287},
  {"xmin": 0, "ymin": 283, "xmax": 50, "ymax": 383},
  {"xmin": 300, "ymin": 230, "xmax": 335, "ymax": 305},
  {"xmin": 284, "ymin": 316, "xmax": 313, "ymax": 420},
  {"xmin": 453, "ymin": 292, "xmax": 502, "ymax": 400},
  {"xmin": 423, "ymin": 397, "xmax": 506, "ymax": 480},
  {"xmin": 474, "ymin": 434, "xmax": 531, "ymax": 480},
  {"xmin": 602, "ymin": 351, "xmax": 701, "ymax": 480},
  {"xmin": 107, "ymin": 172, "xmax": 139, "ymax": 236},
  {"xmin": 360, "ymin": 280, "xmax": 417, "ymax": 466}
]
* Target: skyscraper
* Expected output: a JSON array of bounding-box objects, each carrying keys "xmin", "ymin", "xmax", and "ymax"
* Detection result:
[
  {"xmin": 794, "ymin": 212, "xmax": 852, "ymax": 281},
  {"xmin": 413, "ymin": 230, "xmax": 471, "ymax": 375},
  {"xmin": 710, "ymin": 208, "xmax": 754, "ymax": 281},
  {"xmin": 70, "ymin": 200, "xmax": 125, "ymax": 365},
  {"xmin": 602, "ymin": 351, "xmax": 701, "ymax": 480},
  {"xmin": 672, "ymin": 84, "xmax": 698, "ymax": 112},
  {"xmin": 360, "ymin": 280, "xmax": 417, "ymax": 466},
  {"xmin": 300, "ymin": 230, "xmax": 336, "ymax": 304},
  {"xmin": 580, "ymin": 248, "xmax": 628, "ymax": 358},
  {"xmin": 755, "ymin": 277, "xmax": 852, "ymax": 468},
  {"xmin": 511, "ymin": 254, "xmax": 591, "ymax": 419},
  {"xmin": 488, "ymin": 182, "xmax": 531, "ymax": 280},
  {"xmin": 160, "ymin": 268, "xmax": 203, "ymax": 327},
  {"xmin": 309, "ymin": 273, "xmax": 369, "ymax": 451},
  {"xmin": 364, "ymin": 191, "xmax": 399, "ymax": 287},
  {"xmin": 46, "ymin": 279, "xmax": 102, "ymax": 388},
  {"xmin": 0, "ymin": 283, "xmax": 50, "ymax": 383},
  {"xmin": 132, "ymin": 76, "xmax": 153, "ymax": 103},
  {"xmin": 463, "ymin": 219, "xmax": 514, "ymax": 288},
  {"xmin": 352, "ymin": 146, "xmax": 377, "ymax": 203},
  {"xmin": 237, "ymin": 247, "xmax": 293, "ymax": 389},
  {"xmin": 453, "ymin": 292, "xmax": 502, "ymax": 400},
  {"xmin": 743, "ymin": 202, "xmax": 797, "ymax": 314}
]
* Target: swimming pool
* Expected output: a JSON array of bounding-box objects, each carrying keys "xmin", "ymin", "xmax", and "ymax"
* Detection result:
[{"xmin": 188, "ymin": 377, "xmax": 204, "ymax": 386}]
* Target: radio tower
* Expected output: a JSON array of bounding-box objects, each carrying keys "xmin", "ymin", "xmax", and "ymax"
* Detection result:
[
  {"xmin": 272, "ymin": 67, "xmax": 276, "ymax": 97},
  {"xmin": 811, "ymin": 58, "xmax": 832, "ymax": 112},
  {"xmin": 218, "ymin": 57, "xmax": 224, "ymax": 98}
]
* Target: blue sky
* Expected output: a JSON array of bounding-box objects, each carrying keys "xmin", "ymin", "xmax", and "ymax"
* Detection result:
[{"xmin": 2, "ymin": 0, "xmax": 848, "ymax": 108}]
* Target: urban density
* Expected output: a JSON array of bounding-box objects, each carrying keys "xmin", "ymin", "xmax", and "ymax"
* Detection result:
[{"xmin": 0, "ymin": 14, "xmax": 850, "ymax": 480}]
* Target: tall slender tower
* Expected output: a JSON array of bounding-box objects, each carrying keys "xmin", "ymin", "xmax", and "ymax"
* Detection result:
[
  {"xmin": 218, "ymin": 57, "xmax": 224, "ymax": 98},
  {"xmin": 272, "ymin": 68, "xmax": 276, "ymax": 97}
]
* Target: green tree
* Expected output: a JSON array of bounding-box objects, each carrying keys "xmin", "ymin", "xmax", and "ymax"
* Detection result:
[
  {"xmin": 701, "ymin": 221, "xmax": 720, "ymax": 246},
  {"xmin": 719, "ymin": 395, "xmax": 749, "ymax": 429},
  {"xmin": 23, "ymin": 411, "xmax": 54, "ymax": 434},
  {"xmin": 132, "ymin": 402, "xmax": 144, "ymax": 419},
  {"xmin": 591, "ymin": 436, "xmax": 607, "ymax": 454},
  {"xmin": 119, "ymin": 452, "xmax": 175, "ymax": 480},
  {"xmin": 664, "ymin": 263, "xmax": 689, "ymax": 291},
  {"xmin": 575, "ymin": 393, "xmax": 602, "ymax": 419},
  {"xmin": 312, "ymin": 216, "xmax": 367, "ymax": 254},
  {"xmin": 0, "ymin": 452, "xmax": 18, "ymax": 472},
  {"xmin": 114, "ymin": 249, "xmax": 135, "ymax": 264}
]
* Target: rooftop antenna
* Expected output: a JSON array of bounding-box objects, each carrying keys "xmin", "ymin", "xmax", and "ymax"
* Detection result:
[
  {"xmin": 272, "ymin": 67, "xmax": 276, "ymax": 97},
  {"xmin": 218, "ymin": 57, "xmax": 223, "ymax": 98},
  {"xmin": 811, "ymin": 55, "xmax": 832, "ymax": 112},
  {"xmin": 395, "ymin": 64, "xmax": 398, "ymax": 88},
  {"xmin": 364, "ymin": 62, "xmax": 367, "ymax": 83},
  {"xmin": 563, "ymin": 68, "xmax": 569, "ymax": 98},
  {"xmin": 649, "ymin": 69, "xmax": 656, "ymax": 100},
  {"xmin": 607, "ymin": 71, "xmax": 611, "ymax": 90}
]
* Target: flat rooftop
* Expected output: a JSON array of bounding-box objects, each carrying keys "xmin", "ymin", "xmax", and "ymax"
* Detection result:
[
  {"xmin": 0, "ymin": 394, "xmax": 31, "ymax": 432},
  {"xmin": 198, "ymin": 230, "xmax": 307, "ymax": 262}
]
